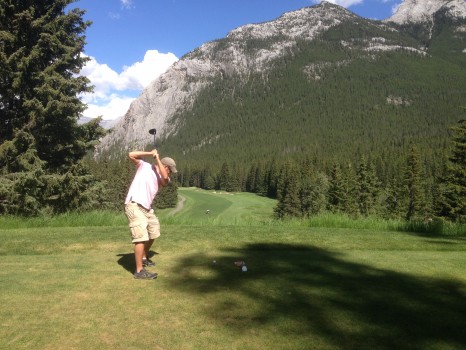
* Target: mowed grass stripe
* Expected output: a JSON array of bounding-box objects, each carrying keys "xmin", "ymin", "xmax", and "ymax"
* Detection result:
[{"xmin": 168, "ymin": 188, "xmax": 276, "ymax": 225}]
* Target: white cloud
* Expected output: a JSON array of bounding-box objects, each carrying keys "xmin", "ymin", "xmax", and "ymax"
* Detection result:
[
  {"xmin": 82, "ymin": 94, "xmax": 135, "ymax": 121},
  {"xmin": 120, "ymin": 0, "xmax": 133, "ymax": 9},
  {"xmin": 120, "ymin": 50, "xmax": 179, "ymax": 89},
  {"xmin": 79, "ymin": 50, "xmax": 178, "ymax": 120}
]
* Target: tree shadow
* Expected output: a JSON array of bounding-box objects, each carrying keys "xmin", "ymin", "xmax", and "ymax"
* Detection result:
[{"xmin": 167, "ymin": 243, "xmax": 466, "ymax": 349}]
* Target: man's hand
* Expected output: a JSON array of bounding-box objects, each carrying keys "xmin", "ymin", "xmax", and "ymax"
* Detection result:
[{"xmin": 150, "ymin": 149, "xmax": 160, "ymax": 160}]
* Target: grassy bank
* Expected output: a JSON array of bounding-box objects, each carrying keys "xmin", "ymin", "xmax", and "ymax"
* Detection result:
[{"xmin": 1, "ymin": 188, "xmax": 464, "ymax": 236}]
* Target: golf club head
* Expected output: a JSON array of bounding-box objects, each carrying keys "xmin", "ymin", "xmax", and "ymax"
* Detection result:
[{"xmin": 149, "ymin": 128, "xmax": 157, "ymax": 148}]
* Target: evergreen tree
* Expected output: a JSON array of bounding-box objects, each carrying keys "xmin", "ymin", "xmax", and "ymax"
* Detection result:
[
  {"xmin": 154, "ymin": 181, "xmax": 178, "ymax": 209},
  {"xmin": 437, "ymin": 119, "xmax": 466, "ymax": 223},
  {"xmin": 254, "ymin": 163, "xmax": 266, "ymax": 195},
  {"xmin": 341, "ymin": 163, "xmax": 359, "ymax": 216},
  {"xmin": 265, "ymin": 159, "xmax": 280, "ymax": 198},
  {"xmin": 307, "ymin": 172, "xmax": 329, "ymax": 216},
  {"xmin": 355, "ymin": 157, "xmax": 380, "ymax": 216},
  {"xmin": 218, "ymin": 162, "xmax": 232, "ymax": 191},
  {"xmin": 0, "ymin": 1, "xmax": 106, "ymax": 215},
  {"xmin": 274, "ymin": 161, "xmax": 301, "ymax": 219},
  {"xmin": 328, "ymin": 162, "xmax": 346, "ymax": 212},
  {"xmin": 383, "ymin": 177, "xmax": 404, "ymax": 219},
  {"xmin": 245, "ymin": 164, "xmax": 257, "ymax": 192},
  {"xmin": 403, "ymin": 147, "xmax": 426, "ymax": 221},
  {"xmin": 203, "ymin": 173, "xmax": 216, "ymax": 190}
]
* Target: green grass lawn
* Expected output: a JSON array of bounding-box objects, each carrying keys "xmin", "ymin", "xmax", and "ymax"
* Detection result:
[
  {"xmin": 162, "ymin": 187, "xmax": 277, "ymax": 225},
  {"xmin": 1, "ymin": 188, "xmax": 465, "ymax": 349}
]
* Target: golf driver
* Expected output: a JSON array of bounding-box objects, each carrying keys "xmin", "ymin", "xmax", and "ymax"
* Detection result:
[{"xmin": 149, "ymin": 128, "xmax": 157, "ymax": 148}]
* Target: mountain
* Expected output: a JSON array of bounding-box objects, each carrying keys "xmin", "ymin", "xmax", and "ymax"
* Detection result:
[
  {"xmin": 94, "ymin": 0, "xmax": 466, "ymax": 178},
  {"xmin": 387, "ymin": 0, "xmax": 466, "ymax": 25},
  {"xmin": 95, "ymin": 2, "xmax": 358, "ymax": 156}
]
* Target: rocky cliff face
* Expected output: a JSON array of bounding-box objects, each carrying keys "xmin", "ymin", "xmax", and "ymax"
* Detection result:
[
  {"xmin": 94, "ymin": 0, "xmax": 466, "ymax": 157},
  {"xmin": 386, "ymin": 0, "xmax": 466, "ymax": 24}
]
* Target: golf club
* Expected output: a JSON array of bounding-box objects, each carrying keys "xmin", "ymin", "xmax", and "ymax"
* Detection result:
[{"xmin": 149, "ymin": 128, "xmax": 157, "ymax": 148}]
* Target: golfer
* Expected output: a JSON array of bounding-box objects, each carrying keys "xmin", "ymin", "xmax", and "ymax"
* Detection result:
[{"xmin": 124, "ymin": 149, "xmax": 177, "ymax": 279}]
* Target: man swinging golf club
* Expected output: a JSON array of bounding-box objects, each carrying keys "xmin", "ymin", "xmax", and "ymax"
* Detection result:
[{"xmin": 124, "ymin": 128, "xmax": 177, "ymax": 279}]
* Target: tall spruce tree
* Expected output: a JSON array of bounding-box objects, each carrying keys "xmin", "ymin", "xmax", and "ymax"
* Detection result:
[
  {"xmin": 154, "ymin": 181, "xmax": 178, "ymax": 209},
  {"xmin": 307, "ymin": 172, "xmax": 329, "ymax": 216},
  {"xmin": 403, "ymin": 147, "xmax": 426, "ymax": 221},
  {"xmin": 438, "ymin": 119, "xmax": 466, "ymax": 223},
  {"xmin": 218, "ymin": 162, "xmax": 232, "ymax": 191},
  {"xmin": 0, "ymin": 1, "xmax": 106, "ymax": 215},
  {"xmin": 328, "ymin": 162, "xmax": 346, "ymax": 212},
  {"xmin": 355, "ymin": 157, "xmax": 380, "ymax": 216},
  {"xmin": 342, "ymin": 163, "xmax": 359, "ymax": 216},
  {"xmin": 274, "ymin": 161, "xmax": 301, "ymax": 219},
  {"xmin": 383, "ymin": 177, "xmax": 404, "ymax": 219}
]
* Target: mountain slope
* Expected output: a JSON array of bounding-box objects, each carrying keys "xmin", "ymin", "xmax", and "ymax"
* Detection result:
[
  {"xmin": 386, "ymin": 0, "xmax": 466, "ymax": 24},
  {"xmin": 95, "ymin": 1, "xmax": 466, "ymax": 179},
  {"xmin": 96, "ymin": 2, "xmax": 358, "ymax": 156}
]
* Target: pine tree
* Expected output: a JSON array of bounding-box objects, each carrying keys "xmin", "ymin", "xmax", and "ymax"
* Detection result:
[
  {"xmin": 245, "ymin": 164, "xmax": 257, "ymax": 192},
  {"xmin": 403, "ymin": 147, "xmax": 426, "ymax": 221},
  {"xmin": 154, "ymin": 181, "xmax": 178, "ymax": 209},
  {"xmin": 0, "ymin": 1, "xmax": 106, "ymax": 215},
  {"xmin": 265, "ymin": 159, "xmax": 280, "ymax": 198},
  {"xmin": 274, "ymin": 161, "xmax": 301, "ymax": 219},
  {"xmin": 383, "ymin": 177, "xmax": 404, "ymax": 219},
  {"xmin": 218, "ymin": 162, "xmax": 232, "ymax": 191},
  {"xmin": 328, "ymin": 162, "xmax": 346, "ymax": 212},
  {"xmin": 341, "ymin": 163, "xmax": 359, "ymax": 216},
  {"xmin": 308, "ymin": 172, "xmax": 329, "ymax": 216},
  {"xmin": 437, "ymin": 119, "xmax": 466, "ymax": 223},
  {"xmin": 355, "ymin": 157, "xmax": 380, "ymax": 216}
]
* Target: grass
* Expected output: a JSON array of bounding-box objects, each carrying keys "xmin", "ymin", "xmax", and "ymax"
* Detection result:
[{"xmin": 1, "ymin": 187, "xmax": 465, "ymax": 349}]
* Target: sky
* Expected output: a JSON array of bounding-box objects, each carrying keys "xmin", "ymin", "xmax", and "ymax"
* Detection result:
[{"xmin": 71, "ymin": 0, "xmax": 404, "ymax": 121}]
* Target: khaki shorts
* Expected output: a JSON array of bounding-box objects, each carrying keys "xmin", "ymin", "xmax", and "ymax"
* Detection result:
[{"xmin": 124, "ymin": 202, "xmax": 160, "ymax": 243}]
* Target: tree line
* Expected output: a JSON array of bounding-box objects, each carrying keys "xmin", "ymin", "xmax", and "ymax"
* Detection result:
[{"xmin": 175, "ymin": 119, "xmax": 465, "ymax": 224}]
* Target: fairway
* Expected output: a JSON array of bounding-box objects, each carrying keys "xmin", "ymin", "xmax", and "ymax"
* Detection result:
[
  {"xmin": 165, "ymin": 187, "xmax": 277, "ymax": 224},
  {"xmin": 1, "ymin": 190, "xmax": 466, "ymax": 349}
]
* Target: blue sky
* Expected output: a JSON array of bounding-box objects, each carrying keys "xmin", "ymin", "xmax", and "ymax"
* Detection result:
[{"xmin": 72, "ymin": 0, "xmax": 403, "ymax": 120}]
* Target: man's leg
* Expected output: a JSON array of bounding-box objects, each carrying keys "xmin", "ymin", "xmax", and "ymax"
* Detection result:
[
  {"xmin": 134, "ymin": 242, "xmax": 145, "ymax": 273},
  {"xmin": 144, "ymin": 239, "xmax": 155, "ymax": 260}
]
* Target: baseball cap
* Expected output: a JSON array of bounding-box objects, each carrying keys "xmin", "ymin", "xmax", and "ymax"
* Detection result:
[{"xmin": 161, "ymin": 157, "xmax": 177, "ymax": 173}]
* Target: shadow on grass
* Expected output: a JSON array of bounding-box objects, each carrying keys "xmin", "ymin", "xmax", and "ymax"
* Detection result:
[
  {"xmin": 117, "ymin": 250, "xmax": 159, "ymax": 274},
  {"xmin": 168, "ymin": 243, "xmax": 466, "ymax": 349}
]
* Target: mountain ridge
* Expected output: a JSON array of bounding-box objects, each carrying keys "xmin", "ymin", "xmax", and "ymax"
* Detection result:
[
  {"xmin": 387, "ymin": 0, "xmax": 466, "ymax": 24},
  {"xmin": 94, "ymin": 0, "xmax": 466, "ymax": 169}
]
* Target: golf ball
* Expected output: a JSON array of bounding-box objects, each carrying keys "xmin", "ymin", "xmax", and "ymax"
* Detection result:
[{"xmin": 242, "ymin": 265, "xmax": 247, "ymax": 272}]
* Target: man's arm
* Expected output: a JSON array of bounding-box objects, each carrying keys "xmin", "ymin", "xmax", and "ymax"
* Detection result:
[
  {"xmin": 128, "ymin": 150, "xmax": 153, "ymax": 165},
  {"xmin": 152, "ymin": 150, "xmax": 169, "ymax": 187},
  {"xmin": 128, "ymin": 150, "xmax": 169, "ymax": 187}
]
